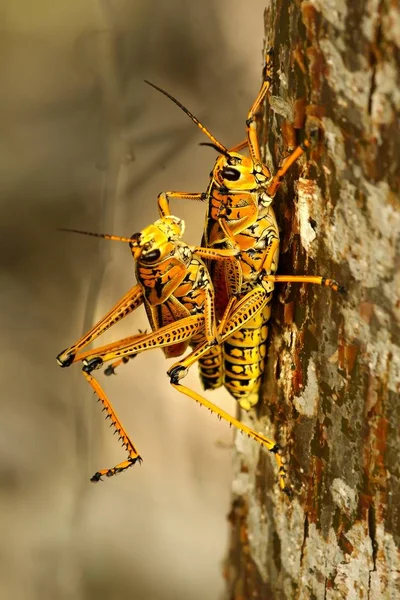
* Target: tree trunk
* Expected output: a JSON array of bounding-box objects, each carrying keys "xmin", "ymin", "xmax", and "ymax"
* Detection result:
[{"xmin": 225, "ymin": 1, "xmax": 400, "ymax": 598}]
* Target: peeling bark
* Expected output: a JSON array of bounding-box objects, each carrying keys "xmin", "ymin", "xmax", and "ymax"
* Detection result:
[{"xmin": 225, "ymin": 1, "xmax": 400, "ymax": 598}]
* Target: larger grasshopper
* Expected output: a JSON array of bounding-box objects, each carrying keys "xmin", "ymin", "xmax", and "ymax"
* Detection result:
[
  {"xmin": 57, "ymin": 215, "xmax": 288, "ymax": 486},
  {"xmin": 146, "ymin": 50, "xmax": 344, "ymax": 418}
]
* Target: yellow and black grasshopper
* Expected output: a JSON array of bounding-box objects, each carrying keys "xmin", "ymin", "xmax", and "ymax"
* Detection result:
[
  {"xmin": 146, "ymin": 50, "xmax": 344, "ymax": 437},
  {"xmin": 57, "ymin": 215, "xmax": 287, "ymax": 485}
]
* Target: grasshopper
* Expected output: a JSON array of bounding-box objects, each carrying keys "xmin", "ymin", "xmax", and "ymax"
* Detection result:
[
  {"xmin": 145, "ymin": 50, "xmax": 344, "ymax": 490},
  {"xmin": 57, "ymin": 215, "xmax": 288, "ymax": 486}
]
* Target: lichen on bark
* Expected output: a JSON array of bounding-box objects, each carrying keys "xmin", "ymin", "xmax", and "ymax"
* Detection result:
[{"xmin": 226, "ymin": 1, "xmax": 400, "ymax": 598}]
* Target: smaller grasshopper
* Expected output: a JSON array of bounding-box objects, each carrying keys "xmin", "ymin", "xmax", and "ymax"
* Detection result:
[{"xmin": 57, "ymin": 215, "xmax": 287, "ymax": 487}]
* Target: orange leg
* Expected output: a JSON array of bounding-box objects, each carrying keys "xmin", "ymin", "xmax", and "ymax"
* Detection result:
[
  {"xmin": 104, "ymin": 329, "xmax": 148, "ymax": 376},
  {"xmin": 102, "ymin": 250, "xmax": 240, "ymax": 376},
  {"xmin": 193, "ymin": 246, "xmax": 239, "ymax": 261},
  {"xmin": 75, "ymin": 315, "xmax": 205, "ymax": 481},
  {"xmin": 214, "ymin": 218, "xmax": 244, "ymax": 296},
  {"xmin": 103, "ymin": 329, "xmax": 151, "ymax": 377},
  {"xmin": 84, "ymin": 372, "xmax": 142, "ymax": 482},
  {"xmin": 75, "ymin": 314, "xmax": 205, "ymax": 366},
  {"xmin": 264, "ymin": 274, "xmax": 345, "ymax": 294},
  {"xmin": 167, "ymin": 286, "xmax": 268, "ymax": 377},
  {"xmin": 57, "ymin": 284, "xmax": 144, "ymax": 367},
  {"xmin": 165, "ymin": 287, "xmax": 291, "ymax": 492},
  {"xmin": 266, "ymin": 140, "xmax": 311, "ymax": 197},
  {"xmin": 246, "ymin": 48, "xmax": 274, "ymax": 163},
  {"xmin": 177, "ymin": 273, "xmax": 343, "ymax": 375},
  {"xmin": 215, "ymin": 295, "xmax": 237, "ymax": 338},
  {"xmin": 245, "ymin": 48, "xmax": 312, "ymax": 194},
  {"xmin": 228, "ymin": 138, "xmax": 248, "ymax": 153},
  {"xmin": 76, "ymin": 312, "xmax": 290, "ymax": 490},
  {"xmin": 104, "ymin": 356, "xmax": 131, "ymax": 376},
  {"xmin": 169, "ymin": 380, "xmax": 289, "ymax": 493},
  {"xmin": 158, "ymin": 191, "xmax": 206, "ymax": 218}
]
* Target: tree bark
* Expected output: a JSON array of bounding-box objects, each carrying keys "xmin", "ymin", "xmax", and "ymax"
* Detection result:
[{"xmin": 225, "ymin": 1, "xmax": 400, "ymax": 598}]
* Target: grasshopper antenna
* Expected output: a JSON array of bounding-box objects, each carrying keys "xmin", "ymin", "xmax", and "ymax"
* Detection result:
[
  {"xmin": 144, "ymin": 80, "xmax": 229, "ymax": 155},
  {"xmin": 199, "ymin": 142, "xmax": 231, "ymax": 159},
  {"xmin": 58, "ymin": 228, "xmax": 137, "ymax": 244}
]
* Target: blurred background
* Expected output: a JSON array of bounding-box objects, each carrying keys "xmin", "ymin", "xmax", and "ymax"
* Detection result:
[{"xmin": 1, "ymin": 1, "xmax": 267, "ymax": 598}]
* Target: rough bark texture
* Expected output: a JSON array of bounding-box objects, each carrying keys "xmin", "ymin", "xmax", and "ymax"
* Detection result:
[{"xmin": 226, "ymin": 1, "xmax": 400, "ymax": 598}]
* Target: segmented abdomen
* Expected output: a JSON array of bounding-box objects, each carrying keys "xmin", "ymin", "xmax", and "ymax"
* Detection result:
[
  {"xmin": 198, "ymin": 344, "xmax": 223, "ymax": 390},
  {"xmin": 198, "ymin": 297, "xmax": 272, "ymax": 405},
  {"xmin": 223, "ymin": 301, "xmax": 271, "ymax": 410}
]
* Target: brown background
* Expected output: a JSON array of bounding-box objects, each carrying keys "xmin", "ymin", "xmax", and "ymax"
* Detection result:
[{"xmin": 0, "ymin": 1, "xmax": 268, "ymax": 599}]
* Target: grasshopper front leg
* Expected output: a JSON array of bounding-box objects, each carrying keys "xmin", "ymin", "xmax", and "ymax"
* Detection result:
[
  {"xmin": 158, "ymin": 191, "xmax": 206, "ymax": 218},
  {"xmin": 263, "ymin": 274, "xmax": 346, "ymax": 294},
  {"xmin": 246, "ymin": 48, "xmax": 274, "ymax": 163}
]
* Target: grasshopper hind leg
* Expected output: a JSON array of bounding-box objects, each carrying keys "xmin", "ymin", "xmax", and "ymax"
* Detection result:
[{"xmin": 82, "ymin": 369, "xmax": 142, "ymax": 482}]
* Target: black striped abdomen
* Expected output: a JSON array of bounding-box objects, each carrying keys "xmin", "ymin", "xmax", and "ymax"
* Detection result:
[
  {"xmin": 223, "ymin": 303, "xmax": 271, "ymax": 410},
  {"xmin": 198, "ymin": 345, "xmax": 223, "ymax": 390}
]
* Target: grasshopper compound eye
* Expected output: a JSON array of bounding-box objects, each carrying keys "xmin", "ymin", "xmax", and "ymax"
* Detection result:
[
  {"xmin": 129, "ymin": 233, "xmax": 141, "ymax": 247},
  {"xmin": 221, "ymin": 167, "xmax": 241, "ymax": 181},
  {"xmin": 141, "ymin": 249, "xmax": 161, "ymax": 263}
]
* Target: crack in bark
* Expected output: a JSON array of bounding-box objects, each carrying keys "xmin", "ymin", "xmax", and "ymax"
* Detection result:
[
  {"xmin": 367, "ymin": 52, "xmax": 377, "ymax": 117},
  {"xmin": 367, "ymin": 0, "xmax": 384, "ymax": 116},
  {"xmin": 300, "ymin": 511, "xmax": 309, "ymax": 566},
  {"xmin": 368, "ymin": 504, "xmax": 378, "ymax": 598}
]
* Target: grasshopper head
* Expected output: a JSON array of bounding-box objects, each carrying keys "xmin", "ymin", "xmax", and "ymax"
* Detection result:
[
  {"xmin": 213, "ymin": 152, "xmax": 271, "ymax": 191},
  {"xmin": 144, "ymin": 82, "xmax": 272, "ymax": 193},
  {"xmin": 130, "ymin": 216, "xmax": 185, "ymax": 264}
]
